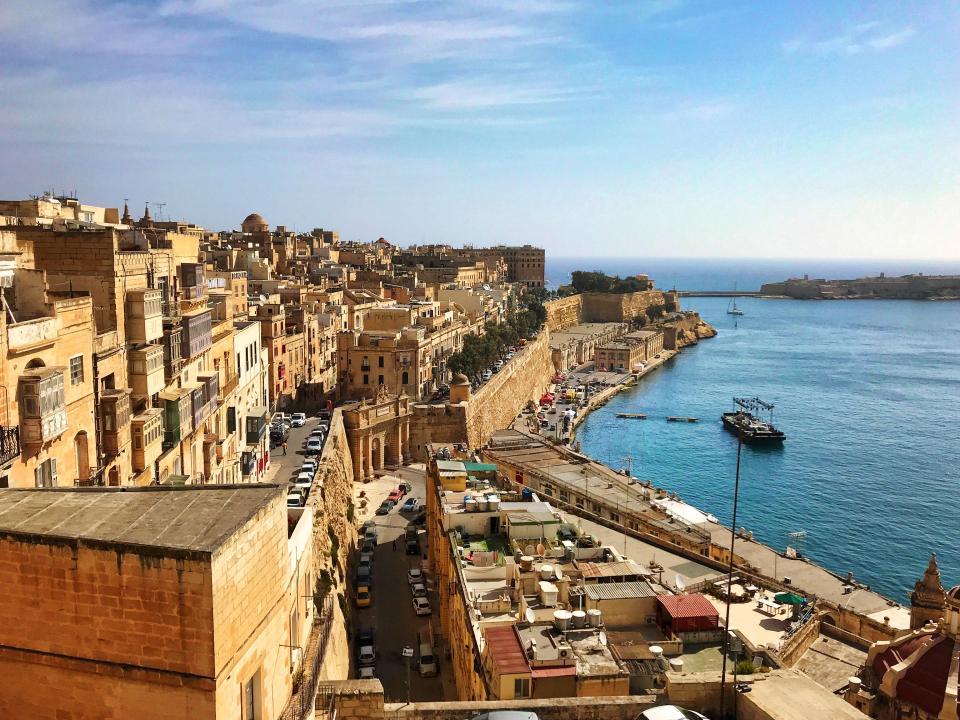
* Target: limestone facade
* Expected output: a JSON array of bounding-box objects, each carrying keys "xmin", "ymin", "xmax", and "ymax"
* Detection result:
[{"xmin": 342, "ymin": 390, "xmax": 412, "ymax": 481}]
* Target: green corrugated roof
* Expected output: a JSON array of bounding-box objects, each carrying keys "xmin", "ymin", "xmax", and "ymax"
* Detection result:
[{"xmin": 463, "ymin": 462, "xmax": 497, "ymax": 472}]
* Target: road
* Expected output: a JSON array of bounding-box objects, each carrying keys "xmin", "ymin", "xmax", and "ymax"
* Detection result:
[
  {"xmin": 350, "ymin": 465, "xmax": 452, "ymax": 702},
  {"xmin": 265, "ymin": 414, "xmax": 328, "ymax": 492}
]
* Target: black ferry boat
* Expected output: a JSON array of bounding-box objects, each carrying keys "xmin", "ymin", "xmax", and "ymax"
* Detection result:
[{"xmin": 721, "ymin": 397, "xmax": 785, "ymax": 443}]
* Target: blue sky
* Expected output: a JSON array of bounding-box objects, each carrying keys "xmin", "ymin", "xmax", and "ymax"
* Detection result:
[{"xmin": 1, "ymin": 1, "xmax": 958, "ymax": 258}]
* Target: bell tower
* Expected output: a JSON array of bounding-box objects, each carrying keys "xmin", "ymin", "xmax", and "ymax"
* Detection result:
[{"xmin": 910, "ymin": 553, "xmax": 946, "ymax": 629}]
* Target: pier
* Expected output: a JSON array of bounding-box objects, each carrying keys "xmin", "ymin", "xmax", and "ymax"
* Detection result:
[{"xmin": 678, "ymin": 290, "xmax": 763, "ymax": 297}]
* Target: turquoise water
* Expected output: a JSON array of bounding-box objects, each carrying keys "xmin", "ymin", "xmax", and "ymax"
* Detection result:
[{"xmin": 572, "ymin": 295, "xmax": 960, "ymax": 602}]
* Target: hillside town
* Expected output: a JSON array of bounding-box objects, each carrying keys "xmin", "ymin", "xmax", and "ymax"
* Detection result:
[{"xmin": 0, "ymin": 193, "xmax": 955, "ymax": 720}]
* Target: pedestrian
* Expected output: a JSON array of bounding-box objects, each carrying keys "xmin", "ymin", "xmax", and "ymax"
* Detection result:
[
  {"xmin": 282, "ymin": 441, "xmax": 287, "ymax": 455},
  {"xmin": 392, "ymin": 538, "xmax": 397, "ymax": 551}
]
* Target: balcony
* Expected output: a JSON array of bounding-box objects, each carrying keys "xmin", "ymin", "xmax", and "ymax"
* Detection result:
[
  {"xmin": 19, "ymin": 369, "xmax": 68, "ymax": 445},
  {"xmin": 220, "ymin": 373, "xmax": 239, "ymax": 399},
  {"xmin": 0, "ymin": 426, "xmax": 21, "ymax": 467}
]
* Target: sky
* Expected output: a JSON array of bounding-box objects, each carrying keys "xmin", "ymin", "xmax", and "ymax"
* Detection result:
[{"xmin": 1, "ymin": 1, "xmax": 958, "ymax": 259}]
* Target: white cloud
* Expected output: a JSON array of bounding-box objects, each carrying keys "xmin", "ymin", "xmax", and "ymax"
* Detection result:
[{"xmin": 784, "ymin": 23, "xmax": 916, "ymax": 56}]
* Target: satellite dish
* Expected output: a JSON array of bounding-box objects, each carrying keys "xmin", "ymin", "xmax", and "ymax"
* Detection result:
[
  {"xmin": 536, "ymin": 543, "xmax": 546, "ymax": 557},
  {"xmin": 524, "ymin": 608, "xmax": 536, "ymax": 624},
  {"xmin": 524, "ymin": 545, "xmax": 536, "ymax": 555},
  {"xmin": 555, "ymin": 567, "xmax": 563, "ymax": 580},
  {"xmin": 676, "ymin": 574, "xmax": 687, "ymax": 592},
  {"xmin": 599, "ymin": 631, "xmax": 608, "ymax": 646}
]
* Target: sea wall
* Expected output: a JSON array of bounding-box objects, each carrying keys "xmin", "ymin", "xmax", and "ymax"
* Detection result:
[{"xmin": 408, "ymin": 331, "xmax": 553, "ymax": 458}]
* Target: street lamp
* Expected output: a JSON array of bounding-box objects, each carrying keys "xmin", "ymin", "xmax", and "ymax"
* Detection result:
[{"xmin": 719, "ymin": 430, "xmax": 744, "ymax": 720}]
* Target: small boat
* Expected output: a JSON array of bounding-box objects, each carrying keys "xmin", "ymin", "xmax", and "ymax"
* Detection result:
[
  {"xmin": 667, "ymin": 416, "xmax": 699, "ymax": 423},
  {"xmin": 616, "ymin": 412, "xmax": 647, "ymax": 419},
  {"xmin": 727, "ymin": 298, "xmax": 744, "ymax": 316}
]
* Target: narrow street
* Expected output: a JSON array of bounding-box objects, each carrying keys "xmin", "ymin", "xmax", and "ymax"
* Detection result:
[{"xmin": 350, "ymin": 465, "xmax": 455, "ymax": 702}]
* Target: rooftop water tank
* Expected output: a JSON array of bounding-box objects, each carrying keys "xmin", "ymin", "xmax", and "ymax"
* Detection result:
[
  {"xmin": 571, "ymin": 610, "xmax": 587, "ymax": 629},
  {"xmin": 668, "ymin": 658, "xmax": 684, "ymax": 672},
  {"xmin": 521, "ymin": 487, "xmax": 533, "ymax": 501},
  {"xmin": 587, "ymin": 608, "xmax": 603, "ymax": 627},
  {"xmin": 520, "ymin": 555, "xmax": 534, "ymax": 572},
  {"xmin": 539, "ymin": 581, "xmax": 558, "ymax": 607},
  {"xmin": 540, "ymin": 564, "xmax": 554, "ymax": 580},
  {"xmin": 650, "ymin": 645, "xmax": 663, "ymax": 659},
  {"xmin": 477, "ymin": 495, "xmax": 489, "ymax": 511},
  {"xmin": 488, "ymin": 495, "xmax": 501, "ymax": 512},
  {"xmin": 553, "ymin": 610, "xmax": 572, "ymax": 632},
  {"xmin": 464, "ymin": 496, "xmax": 476, "ymax": 512}
]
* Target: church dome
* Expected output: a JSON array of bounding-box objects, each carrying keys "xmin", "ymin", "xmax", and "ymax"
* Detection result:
[{"xmin": 242, "ymin": 213, "xmax": 268, "ymax": 233}]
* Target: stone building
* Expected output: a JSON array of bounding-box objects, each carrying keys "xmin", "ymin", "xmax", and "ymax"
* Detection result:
[
  {"xmin": 0, "ymin": 485, "xmax": 315, "ymax": 720},
  {"xmin": 341, "ymin": 388, "xmax": 411, "ymax": 482},
  {"xmin": 848, "ymin": 556, "xmax": 960, "ymax": 720}
]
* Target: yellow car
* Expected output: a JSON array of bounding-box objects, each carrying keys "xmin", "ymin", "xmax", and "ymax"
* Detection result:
[{"xmin": 355, "ymin": 584, "xmax": 371, "ymax": 608}]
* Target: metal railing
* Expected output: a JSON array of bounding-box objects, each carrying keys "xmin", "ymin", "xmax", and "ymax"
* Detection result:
[
  {"xmin": 0, "ymin": 426, "xmax": 20, "ymax": 466},
  {"xmin": 280, "ymin": 593, "xmax": 335, "ymax": 720}
]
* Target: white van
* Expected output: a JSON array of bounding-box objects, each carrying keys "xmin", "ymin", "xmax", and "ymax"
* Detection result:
[{"xmin": 417, "ymin": 641, "xmax": 437, "ymax": 677}]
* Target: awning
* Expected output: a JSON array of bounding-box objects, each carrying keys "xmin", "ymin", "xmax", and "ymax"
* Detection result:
[
  {"xmin": 774, "ymin": 592, "xmax": 808, "ymax": 605},
  {"xmin": 531, "ymin": 666, "xmax": 576, "ymax": 679}
]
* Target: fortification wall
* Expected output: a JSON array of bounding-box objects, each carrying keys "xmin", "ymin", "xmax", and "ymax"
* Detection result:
[
  {"xmin": 580, "ymin": 290, "xmax": 677, "ymax": 324},
  {"xmin": 660, "ymin": 312, "xmax": 717, "ymax": 349},
  {"xmin": 545, "ymin": 295, "xmax": 583, "ymax": 331},
  {"xmin": 408, "ymin": 331, "xmax": 554, "ymax": 458},
  {"xmin": 309, "ymin": 408, "xmax": 356, "ymax": 680}
]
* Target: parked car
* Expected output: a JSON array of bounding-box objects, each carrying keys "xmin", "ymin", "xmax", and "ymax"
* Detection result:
[
  {"xmin": 301, "ymin": 459, "xmax": 318, "ymax": 475},
  {"xmin": 387, "ymin": 490, "xmax": 402, "ymax": 503},
  {"xmin": 410, "ymin": 582, "xmax": 427, "ymax": 598},
  {"xmin": 405, "ymin": 525, "xmax": 420, "ymax": 540},
  {"xmin": 359, "ymin": 550, "xmax": 374, "ymax": 567},
  {"xmin": 406, "ymin": 539, "xmax": 420, "ymax": 556},
  {"xmin": 637, "ymin": 707, "xmax": 709, "ymax": 720},
  {"xmin": 286, "ymin": 488, "xmax": 306, "ymax": 508},
  {"xmin": 412, "ymin": 510, "xmax": 427, "ymax": 526},
  {"xmin": 363, "ymin": 524, "xmax": 377, "ymax": 543},
  {"xmin": 407, "ymin": 568, "xmax": 423, "ymax": 585},
  {"xmin": 294, "ymin": 472, "xmax": 313, "ymax": 492},
  {"xmin": 306, "ymin": 438, "xmax": 323, "ymax": 454},
  {"xmin": 360, "ymin": 539, "xmax": 375, "ymax": 555},
  {"xmin": 375, "ymin": 500, "xmax": 394, "ymax": 515},
  {"xmin": 482, "ymin": 370, "xmax": 492, "ymax": 381},
  {"xmin": 400, "ymin": 497, "xmax": 419, "ymax": 513},
  {"xmin": 412, "ymin": 596, "xmax": 432, "ymax": 616},
  {"xmin": 290, "ymin": 412, "xmax": 306, "ymax": 427},
  {"xmin": 358, "ymin": 666, "xmax": 376, "ymax": 680},
  {"xmin": 356, "ymin": 565, "xmax": 372, "ymax": 586},
  {"xmin": 357, "ymin": 639, "xmax": 376, "ymax": 665}
]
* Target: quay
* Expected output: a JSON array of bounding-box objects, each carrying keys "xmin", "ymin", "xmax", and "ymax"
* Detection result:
[
  {"xmin": 678, "ymin": 290, "xmax": 763, "ymax": 297},
  {"xmin": 482, "ymin": 427, "xmax": 910, "ymax": 641}
]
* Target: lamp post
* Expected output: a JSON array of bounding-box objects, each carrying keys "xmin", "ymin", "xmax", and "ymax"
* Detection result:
[{"xmin": 719, "ymin": 430, "xmax": 744, "ymax": 720}]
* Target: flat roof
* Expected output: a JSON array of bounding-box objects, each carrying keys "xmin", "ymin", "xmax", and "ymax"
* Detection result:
[
  {"xmin": 583, "ymin": 581, "xmax": 657, "ymax": 601},
  {"xmin": 0, "ymin": 486, "xmax": 283, "ymax": 556}
]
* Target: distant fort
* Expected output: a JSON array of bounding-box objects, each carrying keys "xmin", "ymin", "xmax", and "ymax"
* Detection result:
[{"xmin": 761, "ymin": 272, "xmax": 960, "ymax": 300}]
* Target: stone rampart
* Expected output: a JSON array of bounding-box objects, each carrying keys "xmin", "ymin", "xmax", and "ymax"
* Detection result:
[
  {"xmin": 309, "ymin": 408, "xmax": 357, "ymax": 680},
  {"xmin": 544, "ymin": 294, "xmax": 583, "ymax": 331},
  {"xmin": 408, "ymin": 331, "xmax": 554, "ymax": 458},
  {"xmin": 581, "ymin": 290, "xmax": 677, "ymax": 324}
]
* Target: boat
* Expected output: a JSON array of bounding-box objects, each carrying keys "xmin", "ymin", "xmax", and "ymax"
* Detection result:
[
  {"xmin": 616, "ymin": 412, "xmax": 647, "ymax": 419},
  {"xmin": 667, "ymin": 416, "xmax": 699, "ymax": 423},
  {"xmin": 727, "ymin": 282, "xmax": 745, "ymax": 315},
  {"xmin": 721, "ymin": 397, "xmax": 785, "ymax": 443}
]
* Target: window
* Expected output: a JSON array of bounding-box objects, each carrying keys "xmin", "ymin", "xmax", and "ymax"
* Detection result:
[
  {"xmin": 363, "ymin": 374, "xmax": 369, "ymax": 385},
  {"xmin": 513, "ymin": 678, "xmax": 530, "ymax": 698},
  {"xmin": 34, "ymin": 458, "xmax": 57, "ymax": 488},
  {"xmin": 378, "ymin": 355, "xmax": 384, "ymax": 368},
  {"xmin": 378, "ymin": 375, "xmax": 384, "ymax": 385},
  {"xmin": 402, "ymin": 371, "xmax": 409, "ymax": 385},
  {"xmin": 70, "ymin": 355, "xmax": 84, "ymax": 385},
  {"xmin": 242, "ymin": 671, "xmax": 261, "ymax": 720}
]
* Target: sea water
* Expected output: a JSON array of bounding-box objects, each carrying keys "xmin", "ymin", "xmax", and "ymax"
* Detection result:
[{"xmin": 549, "ymin": 258, "xmax": 960, "ymax": 601}]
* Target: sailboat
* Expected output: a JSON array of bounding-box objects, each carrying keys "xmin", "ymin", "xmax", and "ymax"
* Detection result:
[{"xmin": 727, "ymin": 282, "xmax": 745, "ymax": 316}]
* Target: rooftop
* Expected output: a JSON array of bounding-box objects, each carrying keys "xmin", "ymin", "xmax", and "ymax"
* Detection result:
[{"xmin": 0, "ymin": 486, "xmax": 283, "ymax": 555}]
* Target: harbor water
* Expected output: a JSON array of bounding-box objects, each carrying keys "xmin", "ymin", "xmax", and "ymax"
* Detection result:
[{"xmin": 550, "ymin": 258, "xmax": 960, "ymax": 601}]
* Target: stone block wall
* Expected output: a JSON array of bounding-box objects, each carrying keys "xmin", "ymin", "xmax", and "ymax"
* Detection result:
[
  {"xmin": 464, "ymin": 330, "xmax": 553, "ymax": 449},
  {"xmin": 581, "ymin": 290, "xmax": 675, "ymax": 325},
  {"xmin": 408, "ymin": 402, "xmax": 470, "ymax": 460},
  {"xmin": 545, "ymin": 295, "xmax": 583, "ymax": 331}
]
